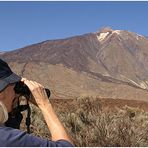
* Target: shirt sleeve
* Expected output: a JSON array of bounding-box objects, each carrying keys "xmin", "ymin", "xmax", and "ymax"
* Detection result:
[{"xmin": 0, "ymin": 126, "xmax": 74, "ymax": 147}]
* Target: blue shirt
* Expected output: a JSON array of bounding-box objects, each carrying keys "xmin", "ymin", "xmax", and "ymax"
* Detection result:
[{"xmin": 0, "ymin": 125, "xmax": 74, "ymax": 147}]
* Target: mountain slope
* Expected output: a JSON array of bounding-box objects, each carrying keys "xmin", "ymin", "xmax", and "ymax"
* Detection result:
[{"xmin": 0, "ymin": 27, "xmax": 148, "ymax": 100}]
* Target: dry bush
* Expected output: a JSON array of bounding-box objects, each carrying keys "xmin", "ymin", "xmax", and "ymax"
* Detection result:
[{"xmin": 22, "ymin": 97, "xmax": 148, "ymax": 147}]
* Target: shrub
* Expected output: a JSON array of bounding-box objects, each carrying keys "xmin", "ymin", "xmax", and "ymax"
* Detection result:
[{"xmin": 21, "ymin": 97, "xmax": 148, "ymax": 146}]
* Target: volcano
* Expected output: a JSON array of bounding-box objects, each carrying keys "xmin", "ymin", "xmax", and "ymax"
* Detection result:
[{"xmin": 0, "ymin": 27, "xmax": 148, "ymax": 101}]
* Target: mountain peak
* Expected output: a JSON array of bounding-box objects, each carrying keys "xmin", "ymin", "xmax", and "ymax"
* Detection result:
[
  {"xmin": 98, "ymin": 26, "xmax": 113, "ymax": 33},
  {"xmin": 96, "ymin": 27, "xmax": 123, "ymax": 42}
]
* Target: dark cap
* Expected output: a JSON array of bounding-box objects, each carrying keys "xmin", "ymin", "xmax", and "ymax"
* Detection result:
[{"xmin": 0, "ymin": 59, "xmax": 21, "ymax": 92}]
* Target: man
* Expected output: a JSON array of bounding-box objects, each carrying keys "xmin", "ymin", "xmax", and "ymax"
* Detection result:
[{"xmin": 0, "ymin": 59, "xmax": 73, "ymax": 147}]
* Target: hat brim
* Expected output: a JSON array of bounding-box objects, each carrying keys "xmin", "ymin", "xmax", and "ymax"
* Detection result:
[{"xmin": 0, "ymin": 73, "xmax": 21, "ymax": 92}]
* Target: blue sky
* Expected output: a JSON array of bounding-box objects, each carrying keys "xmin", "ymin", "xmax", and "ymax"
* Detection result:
[{"xmin": 0, "ymin": 1, "xmax": 148, "ymax": 51}]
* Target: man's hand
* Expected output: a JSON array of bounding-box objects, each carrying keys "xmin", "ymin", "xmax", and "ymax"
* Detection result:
[
  {"xmin": 21, "ymin": 78, "xmax": 49, "ymax": 107},
  {"xmin": 21, "ymin": 78, "xmax": 73, "ymax": 144}
]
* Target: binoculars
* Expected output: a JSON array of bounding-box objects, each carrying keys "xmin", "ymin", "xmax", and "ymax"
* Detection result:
[{"xmin": 14, "ymin": 81, "xmax": 50, "ymax": 100}]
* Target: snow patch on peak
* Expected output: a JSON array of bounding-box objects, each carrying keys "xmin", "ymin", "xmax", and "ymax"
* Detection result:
[
  {"xmin": 97, "ymin": 32, "xmax": 109, "ymax": 42},
  {"xmin": 96, "ymin": 29, "xmax": 122, "ymax": 42},
  {"xmin": 113, "ymin": 30, "xmax": 121, "ymax": 35},
  {"xmin": 136, "ymin": 33, "xmax": 144, "ymax": 38},
  {"xmin": 130, "ymin": 32, "xmax": 144, "ymax": 40}
]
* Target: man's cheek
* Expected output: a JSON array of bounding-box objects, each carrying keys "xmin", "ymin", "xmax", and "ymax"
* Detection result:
[{"xmin": 12, "ymin": 97, "xmax": 19, "ymax": 109}]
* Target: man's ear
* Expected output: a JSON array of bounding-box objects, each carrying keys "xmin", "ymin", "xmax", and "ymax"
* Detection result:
[{"xmin": 0, "ymin": 101, "xmax": 8, "ymax": 123}]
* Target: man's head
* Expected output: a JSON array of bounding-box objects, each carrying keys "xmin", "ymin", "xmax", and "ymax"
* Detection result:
[
  {"xmin": 0, "ymin": 59, "xmax": 21, "ymax": 92},
  {"xmin": 0, "ymin": 59, "xmax": 21, "ymax": 118}
]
